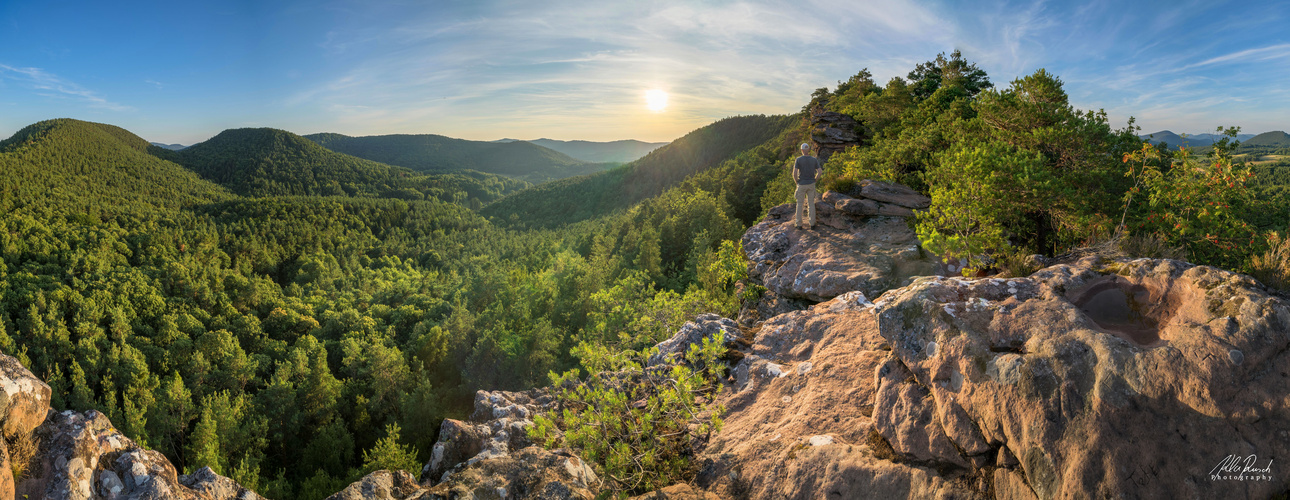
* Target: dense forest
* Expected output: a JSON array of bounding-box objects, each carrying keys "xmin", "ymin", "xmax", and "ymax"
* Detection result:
[
  {"xmin": 0, "ymin": 114, "xmax": 798, "ymax": 498},
  {"xmin": 305, "ymin": 132, "xmax": 615, "ymax": 183},
  {"xmin": 6, "ymin": 52, "xmax": 1290, "ymax": 499}
]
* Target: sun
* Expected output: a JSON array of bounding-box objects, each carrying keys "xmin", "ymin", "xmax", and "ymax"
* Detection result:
[{"xmin": 645, "ymin": 89, "xmax": 669, "ymax": 112}]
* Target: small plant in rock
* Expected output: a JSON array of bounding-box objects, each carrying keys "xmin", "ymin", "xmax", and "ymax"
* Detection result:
[
  {"xmin": 1250, "ymin": 232, "xmax": 1290, "ymax": 294},
  {"xmin": 529, "ymin": 334, "xmax": 728, "ymax": 497},
  {"xmin": 7, "ymin": 431, "xmax": 39, "ymax": 483}
]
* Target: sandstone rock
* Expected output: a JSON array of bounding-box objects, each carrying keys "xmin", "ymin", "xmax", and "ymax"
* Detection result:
[
  {"xmin": 1, "ymin": 440, "xmax": 13, "ymax": 500},
  {"xmin": 697, "ymin": 300, "xmax": 979, "ymax": 499},
  {"xmin": 422, "ymin": 419, "xmax": 491, "ymax": 484},
  {"xmin": 0, "ymin": 354, "xmax": 52, "ymax": 439},
  {"xmin": 325, "ymin": 470, "xmax": 426, "ymax": 500},
  {"xmin": 626, "ymin": 483, "xmax": 721, "ymax": 500},
  {"xmin": 743, "ymin": 199, "xmax": 936, "ymax": 302},
  {"xmin": 859, "ymin": 179, "xmax": 931, "ymax": 209},
  {"xmin": 993, "ymin": 468, "xmax": 1038, "ymax": 500},
  {"xmin": 16, "ymin": 408, "xmax": 258, "ymax": 500},
  {"xmin": 425, "ymin": 446, "xmax": 597, "ymax": 500},
  {"xmin": 735, "ymin": 287, "xmax": 809, "ymax": 328},
  {"xmin": 647, "ymin": 313, "xmax": 740, "ymax": 366},
  {"xmin": 809, "ymin": 108, "xmax": 864, "ymax": 163},
  {"xmin": 182, "ymin": 466, "xmax": 267, "ymax": 500},
  {"xmin": 870, "ymin": 257, "xmax": 1290, "ymax": 499},
  {"xmin": 422, "ymin": 388, "xmax": 558, "ymax": 485}
]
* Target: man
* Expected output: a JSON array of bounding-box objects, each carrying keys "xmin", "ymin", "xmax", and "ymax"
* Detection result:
[{"xmin": 792, "ymin": 142, "xmax": 821, "ymax": 229}]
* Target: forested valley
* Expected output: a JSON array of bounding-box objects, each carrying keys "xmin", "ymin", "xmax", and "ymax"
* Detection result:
[{"xmin": 6, "ymin": 51, "xmax": 1290, "ymax": 499}]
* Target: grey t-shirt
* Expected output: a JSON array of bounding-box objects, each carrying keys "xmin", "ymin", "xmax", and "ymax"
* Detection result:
[{"xmin": 794, "ymin": 155, "xmax": 821, "ymax": 185}]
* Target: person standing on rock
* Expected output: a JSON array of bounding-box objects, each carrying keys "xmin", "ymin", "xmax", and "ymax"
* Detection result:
[{"xmin": 793, "ymin": 142, "xmax": 822, "ymax": 229}]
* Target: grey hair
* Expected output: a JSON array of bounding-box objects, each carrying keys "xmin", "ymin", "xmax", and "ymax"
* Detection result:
[{"xmin": 800, "ymin": 142, "xmax": 811, "ymax": 151}]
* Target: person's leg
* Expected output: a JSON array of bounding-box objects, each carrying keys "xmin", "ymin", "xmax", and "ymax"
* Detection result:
[
  {"xmin": 807, "ymin": 184, "xmax": 818, "ymax": 227},
  {"xmin": 794, "ymin": 184, "xmax": 807, "ymax": 228}
]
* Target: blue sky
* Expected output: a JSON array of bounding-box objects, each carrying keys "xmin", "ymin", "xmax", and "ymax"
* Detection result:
[{"xmin": 1, "ymin": 0, "xmax": 1288, "ymax": 145}]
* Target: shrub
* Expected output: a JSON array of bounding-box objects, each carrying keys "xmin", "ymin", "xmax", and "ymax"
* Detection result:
[{"xmin": 529, "ymin": 334, "xmax": 727, "ymax": 496}]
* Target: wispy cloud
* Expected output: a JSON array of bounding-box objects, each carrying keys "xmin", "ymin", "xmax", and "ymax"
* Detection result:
[
  {"xmin": 145, "ymin": 79, "xmax": 164, "ymax": 89},
  {"xmin": 0, "ymin": 64, "xmax": 133, "ymax": 112}
]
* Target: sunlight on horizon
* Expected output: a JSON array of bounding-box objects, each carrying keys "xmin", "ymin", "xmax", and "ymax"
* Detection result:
[{"xmin": 645, "ymin": 89, "xmax": 669, "ymax": 112}]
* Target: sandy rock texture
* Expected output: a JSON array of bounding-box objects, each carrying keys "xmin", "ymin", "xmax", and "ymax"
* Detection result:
[
  {"xmin": 870, "ymin": 256, "xmax": 1290, "ymax": 499},
  {"xmin": 742, "ymin": 185, "xmax": 936, "ymax": 307},
  {"xmin": 697, "ymin": 292, "xmax": 981, "ymax": 499}
]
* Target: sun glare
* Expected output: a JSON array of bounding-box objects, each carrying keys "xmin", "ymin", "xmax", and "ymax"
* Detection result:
[{"xmin": 645, "ymin": 89, "xmax": 669, "ymax": 112}]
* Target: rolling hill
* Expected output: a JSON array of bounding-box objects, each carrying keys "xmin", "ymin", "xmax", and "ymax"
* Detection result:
[
  {"xmin": 171, "ymin": 128, "xmax": 527, "ymax": 204},
  {"xmin": 305, "ymin": 132, "xmax": 615, "ymax": 183},
  {"xmin": 0, "ymin": 118, "xmax": 232, "ymax": 215},
  {"xmin": 1241, "ymin": 130, "xmax": 1290, "ymax": 148},
  {"xmin": 480, "ymin": 114, "xmax": 799, "ymax": 228},
  {"xmin": 494, "ymin": 138, "xmax": 668, "ymax": 163},
  {"xmin": 150, "ymin": 142, "xmax": 188, "ymax": 151}
]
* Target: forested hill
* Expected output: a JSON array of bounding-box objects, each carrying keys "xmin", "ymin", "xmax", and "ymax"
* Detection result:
[
  {"xmin": 305, "ymin": 132, "xmax": 615, "ymax": 183},
  {"xmin": 169, "ymin": 127, "xmax": 527, "ymax": 205},
  {"xmin": 480, "ymin": 114, "xmax": 800, "ymax": 228},
  {"xmin": 0, "ymin": 118, "xmax": 233, "ymax": 215}
]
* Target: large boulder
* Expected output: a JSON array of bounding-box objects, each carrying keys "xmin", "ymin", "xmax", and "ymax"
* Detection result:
[
  {"xmin": 324, "ymin": 470, "xmax": 426, "ymax": 500},
  {"xmin": 1, "ymin": 354, "xmax": 51, "ymax": 439},
  {"xmin": 870, "ymin": 257, "xmax": 1290, "ymax": 499},
  {"xmin": 424, "ymin": 446, "xmax": 598, "ymax": 500},
  {"xmin": 422, "ymin": 389, "xmax": 557, "ymax": 485},
  {"xmin": 743, "ymin": 192, "xmax": 937, "ymax": 304},
  {"xmin": 647, "ymin": 313, "xmax": 740, "ymax": 366},
  {"xmin": 182, "ymin": 466, "xmax": 267, "ymax": 500},
  {"xmin": 16, "ymin": 408, "xmax": 259, "ymax": 500}
]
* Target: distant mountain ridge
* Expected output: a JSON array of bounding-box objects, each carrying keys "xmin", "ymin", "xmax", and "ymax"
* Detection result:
[
  {"xmin": 149, "ymin": 141, "xmax": 187, "ymax": 151},
  {"xmin": 1140, "ymin": 130, "xmax": 1257, "ymax": 148},
  {"xmin": 305, "ymin": 132, "xmax": 615, "ymax": 183},
  {"xmin": 493, "ymin": 138, "xmax": 668, "ymax": 163}
]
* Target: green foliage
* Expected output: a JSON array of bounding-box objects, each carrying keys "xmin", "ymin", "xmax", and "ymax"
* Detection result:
[
  {"xmin": 530, "ymin": 334, "xmax": 727, "ymax": 496},
  {"xmin": 1125, "ymin": 141, "xmax": 1263, "ymax": 270},
  {"xmin": 358, "ymin": 423, "xmax": 422, "ymax": 476}
]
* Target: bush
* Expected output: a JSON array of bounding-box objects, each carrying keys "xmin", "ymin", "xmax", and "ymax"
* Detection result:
[{"xmin": 529, "ymin": 334, "xmax": 727, "ymax": 496}]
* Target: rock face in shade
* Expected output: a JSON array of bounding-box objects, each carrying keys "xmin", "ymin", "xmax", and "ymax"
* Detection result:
[
  {"xmin": 690, "ymin": 256, "xmax": 1290, "ymax": 499},
  {"xmin": 742, "ymin": 186, "xmax": 936, "ymax": 306},
  {"xmin": 808, "ymin": 106, "xmax": 864, "ymax": 163}
]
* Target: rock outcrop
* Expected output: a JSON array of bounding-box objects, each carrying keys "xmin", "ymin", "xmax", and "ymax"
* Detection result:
[
  {"xmin": 697, "ymin": 256, "xmax": 1290, "ymax": 499},
  {"xmin": 741, "ymin": 184, "xmax": 936, "ymax": 322},
  {"xmin": 0, "ymin": 353, "xmax": 258, "ymax": 500},
  {"xmin": 14, "ymin": 407, "xmax": 262, "ymax": 500},
  {"xmin": 323, "ymin": 470, "xmax": 425, "ymax": 500},
  {"xmin": 808, "ymin": 106, "xmax": 864, "ymax": 163},
  {"xmin": 1, "ymin": 354, "xmax": 51, "ymax": 500}
]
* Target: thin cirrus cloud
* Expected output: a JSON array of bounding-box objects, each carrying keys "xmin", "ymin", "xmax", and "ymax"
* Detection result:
[
  {"xmin": 0, "ymin": 64, "xmax": 133, "ymax": 113},
  {"xmin": 282, "ymin": 0, "xmax": 954, "ymax": 141}
]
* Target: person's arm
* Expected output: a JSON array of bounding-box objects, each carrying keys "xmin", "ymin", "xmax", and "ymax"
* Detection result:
[{"xmin": 792, "ymin": 160, "xmax": 799, "ymax": 182}]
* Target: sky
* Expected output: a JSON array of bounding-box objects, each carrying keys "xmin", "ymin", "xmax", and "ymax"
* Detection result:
[{"xmin": 1, "ymin": 0, "xmax": 1288, "ymax": 145}]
